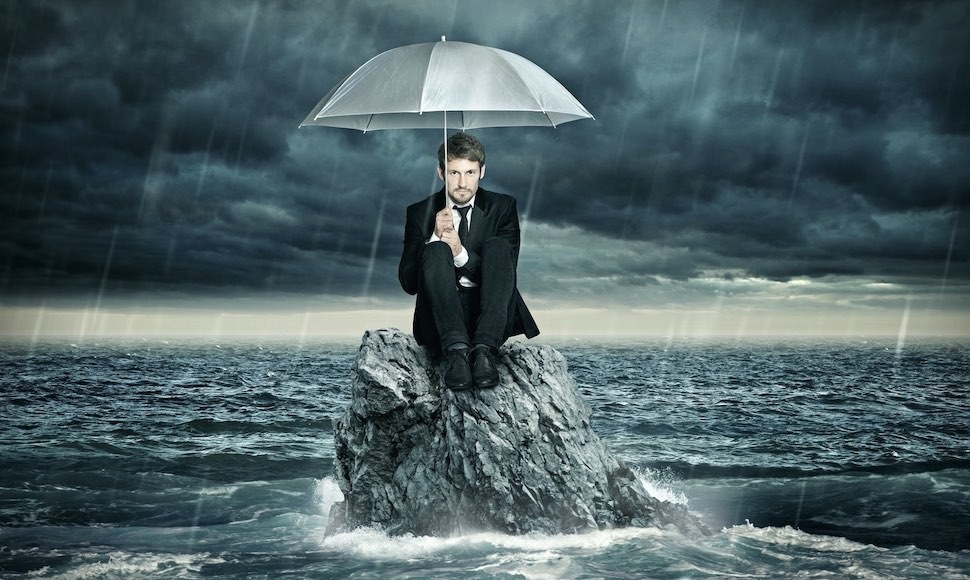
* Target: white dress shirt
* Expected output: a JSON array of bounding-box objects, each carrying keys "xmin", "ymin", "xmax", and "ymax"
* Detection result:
[{"xmin": 428, "ymin": 197, "xmax": 477, "ymax": 287}]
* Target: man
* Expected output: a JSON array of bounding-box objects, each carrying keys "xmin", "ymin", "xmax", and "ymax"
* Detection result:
[{"xmin": 399, "ymin": 132, "xmax": 539, "ymax": 390}]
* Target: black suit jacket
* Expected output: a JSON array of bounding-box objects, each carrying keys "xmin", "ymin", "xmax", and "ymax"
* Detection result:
[{"xmin": 398, "ymin": 187, "xmax": 539, "ymax": 347}]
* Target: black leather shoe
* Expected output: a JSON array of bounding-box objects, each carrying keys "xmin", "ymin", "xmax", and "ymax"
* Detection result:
[
  {"xmin": 442, "ymin": 348, "xmax": 473, "ymax": 390},
  {"xmin": 471, "ymin": 345, "xmax": 499, "ymax": 389}
]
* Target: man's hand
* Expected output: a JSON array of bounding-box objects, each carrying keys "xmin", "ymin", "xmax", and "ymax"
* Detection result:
[
  {"xmin": 434, "ymin": 207, "xmax": 463, "ymax": 257},
  {"xmin": 434, "ymin": 207, "xmax": 453, "ymax": 237}
]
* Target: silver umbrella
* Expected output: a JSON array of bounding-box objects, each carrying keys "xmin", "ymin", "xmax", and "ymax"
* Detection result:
[{"xmin": 300, "ymin": 37, "xmax": 593, "ymax": 133}]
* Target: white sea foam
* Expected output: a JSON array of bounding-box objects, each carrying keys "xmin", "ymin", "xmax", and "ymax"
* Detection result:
[
  {"xmin": 321, "ymin": 527, "xmax": 626, "ymax": 579},
  {"xmin": 197, "ymin": 484, "xmax": 239, "ymax": 496},
  {"xmin": 636, "ymin": 467, "xmax": 689, "ymax": 505},
  {"xmin": 715, "ymin": 523, "xmax": 970, "ymax": 579},
  {"xmin": 316, "ymin": 521, "xmax": 970, "ymax": 578},
  {"xmin": 312, "ymin": 467, "xmax": 691, "ymax": 560},
  {"xmin": 476, "ymin": 549, "xmax": 584, "ymax": 579},
  {"xmin": 313, "ymin": 474, "xmax": 670, "ymax": 557},
  {"xmin": 312, "ymin": 476, "xmax": 344, "ymax": 513},
  {"xmin": 724, "ymin": 521, "xmax": 873, "ymax": 553},
  {"xmin": 320, "ymin": 525, "xmax": 668, "ymax": 561},
  {"xmin": 26, "ymin": 551, "xmax": 223, "ymax": 579}
]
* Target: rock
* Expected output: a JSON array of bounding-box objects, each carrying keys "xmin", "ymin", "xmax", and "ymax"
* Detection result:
[{"xmin": 327, "ymin": 328, "xmax": 708, "ymax": 537}]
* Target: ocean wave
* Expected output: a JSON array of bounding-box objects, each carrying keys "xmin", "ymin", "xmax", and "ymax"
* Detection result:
[
  {"xmin": 180, "ymin": 417, "xmax": 334, "ymax": 435},
  {"xmin": 643, "ymin": 458, "xmax": 970, "ymax": 480},
  {"xmin": 316, "ymin": 517, "xmax": 969, "ymax": 579},
  {"xmin": 11, "ymin": 550, "xmax": 224, "ymax": 579}
]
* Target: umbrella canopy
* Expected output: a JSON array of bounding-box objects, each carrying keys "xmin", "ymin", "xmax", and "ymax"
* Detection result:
[{"xmin": 300, "ymin": 38, "xmax": 593, "ymax": 132}]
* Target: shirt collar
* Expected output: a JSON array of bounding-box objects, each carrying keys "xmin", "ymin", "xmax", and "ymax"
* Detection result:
[{"xmin": 450, "ymin": 195, "xmax": 475, "ymax": 209}]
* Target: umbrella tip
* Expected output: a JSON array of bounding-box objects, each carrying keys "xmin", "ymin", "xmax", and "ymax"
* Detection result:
[{"xmin": 441, "ymin": 35, "xmax": 446, "ymax": 42}]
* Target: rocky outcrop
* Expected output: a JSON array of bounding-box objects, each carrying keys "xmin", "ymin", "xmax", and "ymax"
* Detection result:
[{"xmin": 327, "ymin": 328, "xmax": 707, "ymax": 537}]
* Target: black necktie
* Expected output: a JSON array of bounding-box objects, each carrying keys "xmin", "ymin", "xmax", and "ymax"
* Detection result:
[{"xmin": 454, "ymin": 205, "xmax": 470, "ymax": 243}]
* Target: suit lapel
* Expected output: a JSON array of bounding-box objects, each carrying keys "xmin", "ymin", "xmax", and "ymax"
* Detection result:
[
  {"xmin": 420, "ymin": 190, "xmax": 447, "ymax": 237},
  {"xmin": 466, "ymin": 189, "xmax": 492, "ymax": 250}
]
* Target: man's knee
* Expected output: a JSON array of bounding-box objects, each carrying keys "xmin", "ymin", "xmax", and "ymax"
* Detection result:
[{"xmin": 421, "ymin": 240, "xmax": 453, "ymax": 266}]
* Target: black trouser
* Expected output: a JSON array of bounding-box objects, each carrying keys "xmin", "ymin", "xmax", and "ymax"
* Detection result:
[{"xmin": 419, "ymin": 237, "xmax": 516, "ymax": 352}]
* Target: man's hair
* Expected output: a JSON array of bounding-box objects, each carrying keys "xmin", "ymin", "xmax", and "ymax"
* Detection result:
[{"xmin": 438, "ymin": 132, "xmax": 486, "ymax": 170}]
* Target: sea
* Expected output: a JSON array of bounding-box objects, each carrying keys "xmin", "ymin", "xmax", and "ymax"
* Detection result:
[{"xmin": 1, "ymin": 332, "xmax": 968, "ymax": 579}]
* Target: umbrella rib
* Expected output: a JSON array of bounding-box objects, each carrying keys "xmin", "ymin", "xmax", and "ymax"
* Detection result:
[{"xmin": 419, "ymin": 43, "xmax": 439, "ymax": 116}]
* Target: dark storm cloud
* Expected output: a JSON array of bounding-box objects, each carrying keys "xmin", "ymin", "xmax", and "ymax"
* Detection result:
[
  {"xmin": 0, "ymin": 0, "xmax": 394, "ymax": 303},
  {"xmin": 0, "ymin": 0, "xmax": 967, "ymax": 311},
  {"xmin": 519, "ymin": 0, "xmax": 969, "ymax": 282}
]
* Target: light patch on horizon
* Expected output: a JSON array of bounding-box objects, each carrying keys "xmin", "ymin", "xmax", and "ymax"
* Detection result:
[
  {"xmin": 519, "ymin": 222, "xmax": 967, "ymax": 315},
  {"xmin": 2, "ymin": 289, "xmax": 966, "ymax": 340}
]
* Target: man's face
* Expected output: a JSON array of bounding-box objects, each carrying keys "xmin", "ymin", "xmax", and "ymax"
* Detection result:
[{"xmin": 439, "ymin": 157, "xmax": 485, "ymax": 205}]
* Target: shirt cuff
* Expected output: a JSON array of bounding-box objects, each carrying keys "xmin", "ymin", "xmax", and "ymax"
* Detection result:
[{"xmin": 453, "ymin": 247, "xmax": 468, "ymax": 267}]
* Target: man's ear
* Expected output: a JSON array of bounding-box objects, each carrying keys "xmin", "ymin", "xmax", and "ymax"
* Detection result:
[
  {"xmin": 480, "ymin": 164, "xmax": 486, "ymax": 180},
  {"xmin": 437, "ymin": 165, "xmax": 444, "ymax": 181}
]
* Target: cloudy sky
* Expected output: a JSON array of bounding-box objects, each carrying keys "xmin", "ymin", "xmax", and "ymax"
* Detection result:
[{"xmin": 1, "ymin": 0, "xmax": 968, "ymax": 338}]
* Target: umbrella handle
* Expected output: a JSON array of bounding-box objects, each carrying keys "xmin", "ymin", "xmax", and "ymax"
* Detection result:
[
  {"xmin": 442, "ymin": 110, "xmax": 448, "ymax": 212},
  {"xmin": 442, "ymin": 35, "xmax": 447, "ymax": 211}
]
